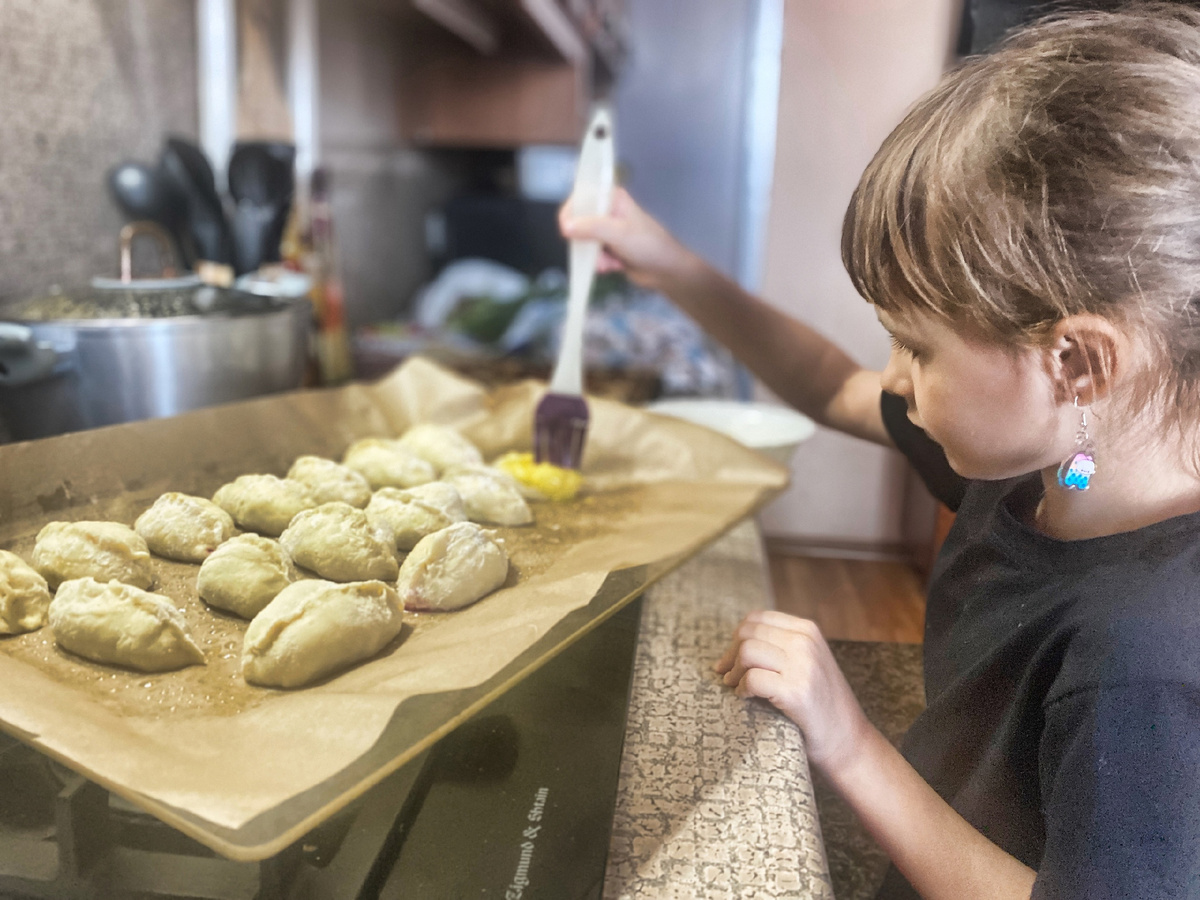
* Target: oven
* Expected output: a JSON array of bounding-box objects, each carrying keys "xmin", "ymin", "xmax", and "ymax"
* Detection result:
[{"xmin": 0, "ymin": 597, "xmax": 642, "ymax": 900}]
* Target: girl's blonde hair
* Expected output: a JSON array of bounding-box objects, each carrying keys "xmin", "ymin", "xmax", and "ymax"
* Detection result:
[{"xmin": 843, "ymin": 2, "xmax": 1200, "ymax": 429}]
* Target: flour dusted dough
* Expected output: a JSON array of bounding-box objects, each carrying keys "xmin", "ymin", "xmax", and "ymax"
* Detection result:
[
  {"xmin": 197, "ymin": 534, "xmax": 295, "ymax": 619},
  {"xmin": 365, "ymin": 481, "xmax": 468, "ymax": 551},
  {"xmin": 135, "ymin": 492, "xmax": 236, "ymax": 562},
  {"xmin": 49, "ymin": 577, "xmax": 204, "ymax": 672},
  {"xmin": 32, "ymin": 521, "xmax": 154, "ymax": 590},
  {"xmin": 280, "ymin": 502, "xmax": 399, "ymax": 582},
  {"xmin": 396, "ymin": 521, "xmax": 509, "ymax": 611},
  {"xmin": 443, "ymin": 465, "xmax": 534, "ymax": 526},
  {"xmin": 242, "ymin": 579, "xmax": 405, "ymax": 688},
  {"xmin": 342, "ymin": 439, "xmax": 437, "ymax": 489},
  {"xmin": 396, "ymin": 423, "xmax": 482, "ymax": 473},
  {"xmin": 287, "ymin": 455, "xmax": 373, "ymax": 508},
  {"xmin": 212, "ymin": 474, "xmax": 317, "ymax": 536},
  {"xmin": 0, "ymin": 550, "xmax": 51, "ymax": 634}
]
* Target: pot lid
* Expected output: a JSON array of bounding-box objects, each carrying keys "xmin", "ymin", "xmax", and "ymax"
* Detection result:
[
  {"xmin": 90, "ymin": 274, "xmax": 205, "ymax": 291},
  {"xmin": 1, "ymin": 223, "xmax": 300, "ymax": 322},
  {"xmin": 3, "ymin": 283, "xmax": 294, "ymax": 322}
]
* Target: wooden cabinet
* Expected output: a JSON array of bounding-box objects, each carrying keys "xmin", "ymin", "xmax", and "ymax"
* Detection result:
[
  {"xmin": 394, "ymin": 0, "xmax": 624, "ymax": 147},
  {"xmin": 400, "ymin": 42, "xmax": 589, "ymax": 146}
]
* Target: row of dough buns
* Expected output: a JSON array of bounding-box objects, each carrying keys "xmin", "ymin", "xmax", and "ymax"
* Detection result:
[{"xmin": 5, "ymin": 424, "xmax": 527, "ymax": 686}]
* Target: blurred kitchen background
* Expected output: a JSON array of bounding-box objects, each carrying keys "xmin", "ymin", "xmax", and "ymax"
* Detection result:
[{"xmin": 0, "ymin": 0, "xmax": 977, "ymax": 567}]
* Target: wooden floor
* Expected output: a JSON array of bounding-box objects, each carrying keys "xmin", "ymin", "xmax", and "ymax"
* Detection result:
[{"xmin": 765, "ymin": 552, "xmax": 927, "ymax": 644}]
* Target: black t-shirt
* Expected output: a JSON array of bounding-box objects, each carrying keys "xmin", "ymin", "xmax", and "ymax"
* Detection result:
[{"xmin": 876, "ymin": 391, "xmax": 1200, "ymax": 899}]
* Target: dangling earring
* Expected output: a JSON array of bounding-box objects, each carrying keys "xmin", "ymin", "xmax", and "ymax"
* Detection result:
[{"xmin": 1057, "ymin": 397, "xmax": 1096, "ymax": 491}]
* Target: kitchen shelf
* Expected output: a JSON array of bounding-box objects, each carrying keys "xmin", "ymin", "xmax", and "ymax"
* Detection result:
[
  {"xmin": 360, "ymin": 0, "xmax": 623, "ymax": 147},
  {"xmin": 510, "ymin": 0, "xmax": 588, "ymax": 64},
  {"xmin": 412, "ymin": 0, "xmax": 500, "ymax": 54},
  {"xmin": 370, "ymin": 0, "xmax": 591, "ymax": 62}
]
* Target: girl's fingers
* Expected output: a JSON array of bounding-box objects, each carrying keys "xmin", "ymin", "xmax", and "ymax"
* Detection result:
[
  {"xmin": 721, "ymin": 637, "xmax": 787, "ymax": 687},
  {"xmin": 714, "ymin": 644, "xmax": 736, "ymax": 674},
  {"xmin": 736, "ymin": 666, "xmax": 786, "ymax": 703},
  {"xmin": 714, "ymin": 613, "xmax": 821, "ymax": 675},
  {"xmin": 714, "ymin": 633, "xmax": 743, "ymax": 673},
  {"xmin": 562, "ymin": 213, "xmax": 625, "ymax": 245},
  {"xmin": 714, "ymin": 612, "xmax": 865, "ymax": 767},
  {"xmin": 731, "ymin": 620, "xmax": 818, "ymax": 656},
  {"xmin": 608, "ymin": 185, "xmax": 634, "ymax": 211},
  {"xmin": 596, "ymin": 251, "xmax": 624, "ymax": 273},
  {"xmin": 743, "ymin": 609, "xmax": 820, "ymax": 632},
  {"xmin": 714, "ymin": 626, "xmax": 763, "ymax": 673},
  {"xmin": 715, "ymin": 635, "xmax": 752, "ymax": 677}
]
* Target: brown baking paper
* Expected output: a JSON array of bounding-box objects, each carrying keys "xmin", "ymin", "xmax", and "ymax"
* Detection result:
[{"xmin": 0, "ymin": 357, "xmax": 787, "ymax": 858}]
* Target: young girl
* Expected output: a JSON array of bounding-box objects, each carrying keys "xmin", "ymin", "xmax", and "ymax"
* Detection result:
[{"xmin": 564, "ymin": 4, "xmax": 1200, "ymax": 898}]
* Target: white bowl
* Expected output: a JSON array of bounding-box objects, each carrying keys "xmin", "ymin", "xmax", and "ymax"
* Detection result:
[{"xmin": 646, "ymin": 399, "xmax": 817, "ymax": 465}]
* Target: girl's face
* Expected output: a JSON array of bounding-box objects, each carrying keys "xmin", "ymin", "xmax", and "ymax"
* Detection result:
[{"xmin": 878, "ymin": 308, "xmax": 1066, "ymax": 480}]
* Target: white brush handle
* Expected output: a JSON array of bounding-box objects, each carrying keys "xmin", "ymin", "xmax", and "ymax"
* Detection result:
[
  {"xmin": 551, "ymin": 240, "xmax": 599, "ymax": 394},
  {"xmin": 570, "ymin": 106, "xmax": 615, "ymax": 219},
  {"xmin": 550, "ymin": 106, "xmax": 615, "ymax": 396}
]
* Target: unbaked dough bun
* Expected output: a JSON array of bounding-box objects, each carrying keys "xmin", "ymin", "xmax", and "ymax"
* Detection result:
[
  {"xmin": 443, "ymin": 464, "xmax": 534, "ymax": 526},
  {"xmin": 286, "ymin": 455, "xmax": 373, "ymax": 508},
  {"xmin": 49, "ymin": 577, "xmax": 204, "ymax": 672},
  {"xmin": 396, "ymin": 423, "xmax": 482, "ymax": 473},
  {"xmin": 135, "ymin": 492, "xmax": 236, "ymax": 562},
  {"xmin": 342, "ymin": 438, "xmax": 437, "ymax": 490},
  {"xmin": 396, "ymin": 521, "xmax": 509, "ymax": 611},
  {"xmin": 32, "ymin": 521, "xmax": 154, "ymax": 590},
  {"xmin": 242, "ymin": 579, "xmax": 405, "ymax": 688},
  {"xmin": 279, "ymin": 502, "xmax": 399, "ymax": 582},
  {"xmin": 212, "ymin": 474, "xmax": 317, "ymax": 537},
  {"xmin": 365, "ymin": 481, "xmax": 468, "ymax": 551},
  {"xmin": 0, "ymin": 550, "xmax": 51, "ymax": 634},
  {"xmin": 196, "ymin": 534, "xmax": 295, "ymax": 619}
]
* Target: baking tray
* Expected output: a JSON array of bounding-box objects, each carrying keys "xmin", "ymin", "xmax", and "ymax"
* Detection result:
[{"xmin": 0, "ymin": 358, "xmax": 787, "ymax": 860}]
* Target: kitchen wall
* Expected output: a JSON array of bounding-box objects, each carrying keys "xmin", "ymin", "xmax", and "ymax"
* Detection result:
[
  {"xmin": 612, "ymin": 2, "xmax": 758, "ymax": 283},
  {"xmin": 316, "ymin": 0, "xmax": 484, "ymax": 331},
  {"xmin": 607, "ymin": 0, "xmax": 777, "ymax": 400},
  {"xmin": 0, "ymin": 0, "xmax": 199, "ymax": 300},
  {"xmin": 755, "ymin": 0, "xmax": 961, "ymax": 552},
  {"xmin": 0, "ymin": 0, "xmax": 461, "ymax": 328}
]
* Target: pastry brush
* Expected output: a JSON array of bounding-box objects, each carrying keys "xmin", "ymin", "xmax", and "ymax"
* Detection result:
[{"xmin": 533, "ymin": 106, "xmax": 615, "ymax": 470}]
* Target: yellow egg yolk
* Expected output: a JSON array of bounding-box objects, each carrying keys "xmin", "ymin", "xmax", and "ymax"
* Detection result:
[{"xmin": 494, "ymin": 452, "xmax": 583, "ymax": 502}]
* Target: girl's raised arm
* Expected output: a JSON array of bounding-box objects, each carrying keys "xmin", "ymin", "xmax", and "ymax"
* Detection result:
[{"xmin": 561, "ymin": 189, "xmax": 892, "ymax": 448}]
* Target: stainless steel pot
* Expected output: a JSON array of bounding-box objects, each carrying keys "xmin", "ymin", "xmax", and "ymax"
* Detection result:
[{"xmin": 0, "ymin": 223, "xmax": 312, "ymax": 441}]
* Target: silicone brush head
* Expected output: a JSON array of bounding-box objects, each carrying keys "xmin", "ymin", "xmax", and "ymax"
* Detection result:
[{"xmin": 533, "ymin": 392, "xmax": 589, "ymax": 470}]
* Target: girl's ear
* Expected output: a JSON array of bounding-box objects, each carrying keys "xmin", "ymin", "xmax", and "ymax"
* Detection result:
[{"xmin": 1047, "ymin": 314, "xmax": 1125, "ymax": 405}]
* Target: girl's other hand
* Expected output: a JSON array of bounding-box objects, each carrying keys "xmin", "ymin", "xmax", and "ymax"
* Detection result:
[
  {"xmin": 559, "ymin": 187, "xmax": 697, "ymax": 292},
  {"xmin": 715, "ymin": 610, "xmax": 872, "ymax": 774}
]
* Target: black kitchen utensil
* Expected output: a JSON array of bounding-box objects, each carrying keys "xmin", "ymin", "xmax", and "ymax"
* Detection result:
[
  {"xmin": 106, "ymin": 161, "xmax": 194, "ymax": 268},
  {"xmin": 159, "ymin": 137, "xmax": 235, "ymax": 266},
  {"xmin": 228, "ymin": 141, "xmax": 295, "ymax": 275}
]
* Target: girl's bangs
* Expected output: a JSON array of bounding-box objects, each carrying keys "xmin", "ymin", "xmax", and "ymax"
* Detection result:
[
  {"xmin": 843, "ymin": 122, "xmax": 956, "ymax": 320},
  {"xmin": 842, "ymin": 68, "xmax": 1004, "ymax": 329}
]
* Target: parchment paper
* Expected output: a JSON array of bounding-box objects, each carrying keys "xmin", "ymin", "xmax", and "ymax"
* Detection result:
[{"xmin": 0, "ymin": 357, "xmax": 787, "ymax": 856}]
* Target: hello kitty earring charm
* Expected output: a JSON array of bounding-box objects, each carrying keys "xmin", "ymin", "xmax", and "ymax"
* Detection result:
[{"xmin": 1057, "ymin": 397, "xmax": 1096, "ymax": 491}]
